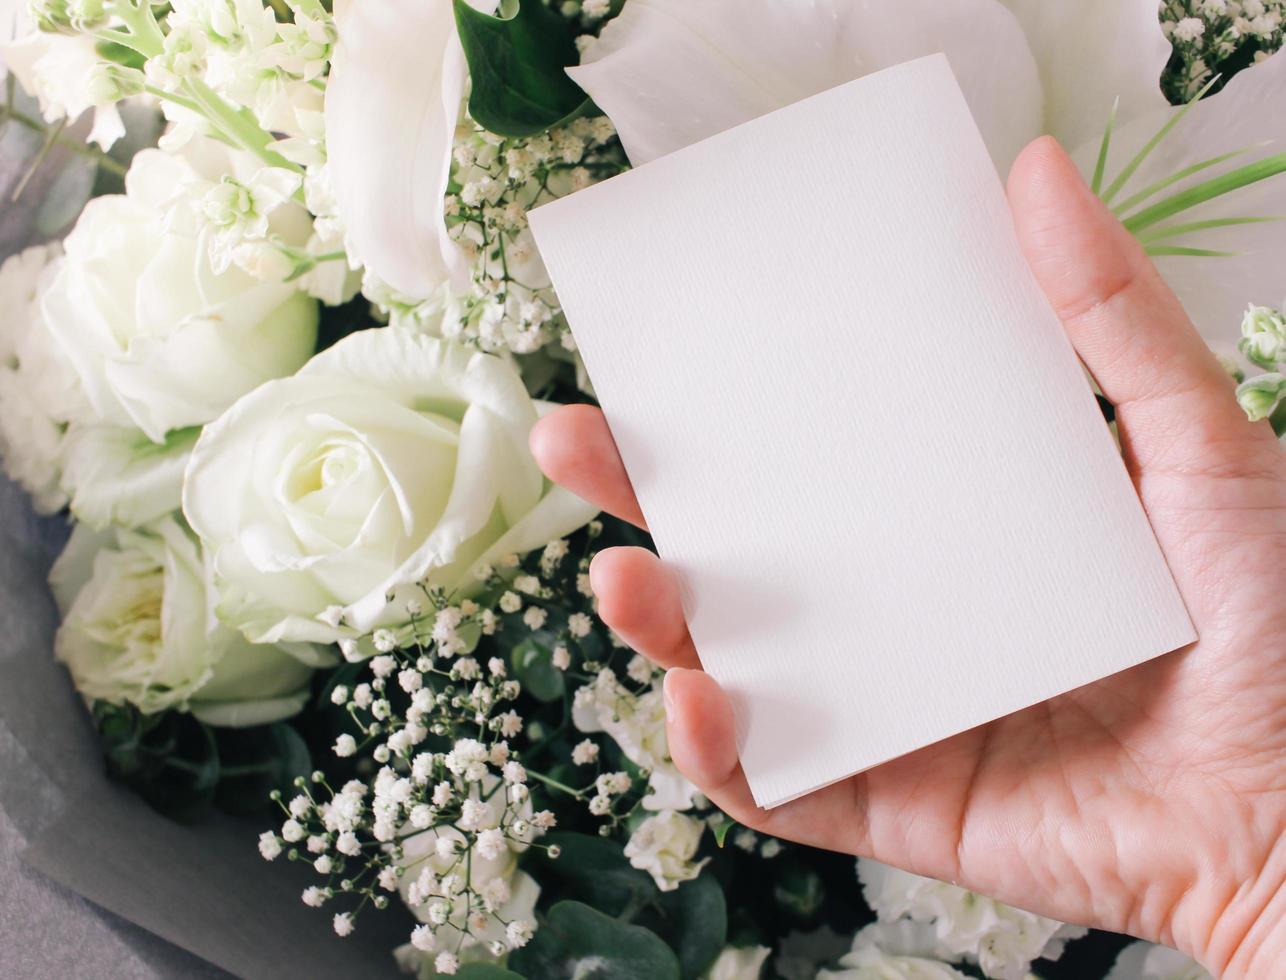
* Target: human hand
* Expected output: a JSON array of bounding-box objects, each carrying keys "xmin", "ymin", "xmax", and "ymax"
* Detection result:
[{"xmin": 529, "ymin": 137, "xmax": 1286, "ymax": 977}]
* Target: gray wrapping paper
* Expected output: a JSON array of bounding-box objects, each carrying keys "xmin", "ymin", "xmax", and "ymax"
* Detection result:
[{"xmin": 0, "ymin": 479, "xmax": 410, "ymax": 979}]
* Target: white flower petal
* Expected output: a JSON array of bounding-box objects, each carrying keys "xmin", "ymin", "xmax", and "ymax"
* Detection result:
[
  {"xmin": 61, "ymin": 424, "xmax": 199, "ymax": 530},
  {"xmin": 568, "ymin": 0, "xmax": 1043, "ymax": 171},
  {"xmin": 188, "ymin": 690, "xmax": 311, "ymax": 727},
  {"xmin": 1074, "ymin": 50, "xmax": 1286, "ymax": 347},
  {"xmin": 324, "ymin": 0, "xmax": 471, "ymax": 297},
  {"xmin": 1000, "ymin": 0, "xmax": 1172, "ymax": 147}
]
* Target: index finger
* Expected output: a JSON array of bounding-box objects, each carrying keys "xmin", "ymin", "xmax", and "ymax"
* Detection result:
[{"xmin": 530, "ymin": 404, "xmax": 648, "ymax": 529}]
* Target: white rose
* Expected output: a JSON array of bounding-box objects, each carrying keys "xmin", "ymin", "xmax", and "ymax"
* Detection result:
[
  {"xmin": 819, "ymin": 921, "xmax": 968, "ymax": 980},
  {"xmin": 49, "ymin": 517, "xmax": 324, "ymax": 725},
  {"xmin": 857, "ymin": 860, "xmax": 1085, "ymax": 980},
  {"xmin": 623, "ymin": 809, "xmax": 708, "ymax": 892},
  {"xmin": 703, "ymin": 945, "xmax": 772, "ymax": 980},
  {"xmin": 573, "ymin": 671, "xmax": 698, "ymax": 810},
  {"xmin": 0, "ymin": 244, "xmax": 86, "ymax": 513},
  {"xmin": 183, "ymin": 328, "xmax": 596, "ymax": 643},
  {"xmin": 43, "ymin": 141, "xmax": 318, "ymax": 444}
]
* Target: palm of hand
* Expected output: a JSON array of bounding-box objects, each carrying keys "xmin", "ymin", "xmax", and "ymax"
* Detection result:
[{"xmin": 530, "ymin": 139, "xmax": 1286, "ymax": 977}]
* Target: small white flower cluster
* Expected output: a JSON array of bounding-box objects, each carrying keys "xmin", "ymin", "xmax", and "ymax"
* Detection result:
[
  {"xmin": 423, "ymin": 114, "xmax": 625, "ymax": 356},
  {"xmin": 855, "ymin": 859, "xmax": 1088, "ymax": 980},
  {"xmin": 258, "ymin": 531, "xmax": 625, "ymax": 969},
  {"xmin": 1161, "ymin": 0, "xmax": 1285, "ymax": 99},
  {"xmin": 258, "ymin": 702, "xmax": 554, "ymax": 970}
]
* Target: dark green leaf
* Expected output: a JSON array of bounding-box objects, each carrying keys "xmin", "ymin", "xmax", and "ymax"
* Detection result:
[
  {"xmin": 525, "ymin": 832, "xmax": 659, "ymax": 916},
  {"xmin": 93, "ymin": 703, "xmax": 220, "ymax": 822},
  {"xmin": 510, "ymin": 901, "xmax": 680, "ymax": 980},
  {"xmin": 512, "ymin": 638, "xmax": 566, "ymax": 702},
  {"xmin": 456, "ymin": 965, "xmax": 525, "ymax": 980},
  {"xmin": 453, "ymin": 0, "xmax": 591, "ymax": 137},
  {"xmin": 214, "ymin": 722, "xmax": 312, "ymax": 815},
  {"xmin": 652, "ymin": 876, "xmax": 727, "ymax": 979},
  {"xmin": 773, "ymin": 866, "xmax": 825, "ymax": 920}
]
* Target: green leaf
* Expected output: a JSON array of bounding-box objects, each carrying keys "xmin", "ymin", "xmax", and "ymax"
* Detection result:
[
  {"xmin": 456, "ymin": 965, "xmax": 525, "ymax": 980},
  {"xmin": 214, "ymin": 723, "xmax": 313, "ymax": 814},
  {"xmin": 453, "ymin": 0, "xmax": 591, "ymax": 137},
  {"xmin": 93, "ymin": 703, "xmax": 221, "ymax": 822},
  {"xmin": 652, "ymin": 876, "xmax": 728, "ymax": 980},
  {"xmin": 1101, "ymin": 74, "xmax": 1221, "ymax": 205},
  {"xmin": 1090, "ymin": 96, "xmax": 1119, "ymax": 196},
  {"xmin": 709, "ymin": 814, "xmax": 738, "ymax": 849},
  {"xmin": 773, "ymin": 866, "xmax": 825, "ymax": 920},
  {"xmin": 510, "ymin": 901, "xmax": 681, "ymax": 980},
  {"xmin": 512, "ymin": 638, "xmax": 566, "ymax": 702},
  {"xmin": 1122, "ymin": 153, "xmax": 1286, "ymax": 234},
  {"xmin": 525, "ymin": 832, "xmax": 659, "ymax": 916}
]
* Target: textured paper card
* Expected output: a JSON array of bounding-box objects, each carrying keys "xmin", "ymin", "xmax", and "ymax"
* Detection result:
[{"xmin": 528, "ymin": 54, "xmax": 1196, "ymax": 809}]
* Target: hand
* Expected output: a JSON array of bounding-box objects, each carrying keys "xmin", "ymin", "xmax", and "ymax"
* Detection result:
[{"xmin": 529, "ymin": 137, "xmax": 1286, "ymax": 977}]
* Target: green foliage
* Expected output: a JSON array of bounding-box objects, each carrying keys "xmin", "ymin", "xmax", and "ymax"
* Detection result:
[
  {"xmin": 648, "ymin": 877, "xmax": 728, "ymax": 979},
  {"xmin": 453, "ymin": 0, "xmax": 591, "ymax": 136},
  {"xmin": 526, "ymin": 831, "xmax": 660, "ymax": 916},
  {"xmin": 93, "ymin": 702, "xmax": 220, "ymax": 822},
  {"xmin": 512, "ymin": 637, "xmax": 566, "ymax": 702},
  {"xmin": 509, "ymin": 901, "xmax": 681, "ymax": 980},
  {"xmin": 91, "ymin": 702, "xmax": 311, "ymax": 821},
  {"xmin": 455, "ymin": 965, "xmax": 526, "ymax": 980}
]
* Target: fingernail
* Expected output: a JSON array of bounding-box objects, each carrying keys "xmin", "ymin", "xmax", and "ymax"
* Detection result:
[{"xmin": 662, "ymin": 668, "xmax": 679, "ymax": 715}]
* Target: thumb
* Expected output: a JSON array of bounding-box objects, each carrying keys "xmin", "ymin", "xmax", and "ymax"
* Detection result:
[{"xmin": 1007, "ymin": 136, "xmax": 1263, "ymax": 469}]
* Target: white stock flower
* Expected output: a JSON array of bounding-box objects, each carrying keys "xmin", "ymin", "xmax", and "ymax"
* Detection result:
[
  {"xmin": 569, "ymin": 0, "xmax": 1286, "ymax": 345},
  {"xmin": 1105, "ymin": 941, "xmax": 1212, "ymax": 980},
  {"xmin": 183, "ymin": 328, "xmax": 597, "ymax": 644},
  {"xmin": 702, "ymin": 944, "xmax": 772, "ymax": 980},
  {"xmin": 3, "ymin": 29, "xmax": 127, "ymax": 148},
  {"xmin": 819, "ymin": 921, "xmax": 969, "ymax": 980},
  {"xmin": 817, "ymin": 920, "xmax": 967, "ymax": 972},
  {"xmin": 48, "ymin": 518, "xmax": 322, "ymax": 725},
  {"xmin": 857, "ymin": 860, "xmax": 1084, "ymax": 980},
  {"xmin": 0, "ymin": 244, "xmax": 86, "ymax": 513},
  {"xmin": 624, "ymin": 809, "xmax": 707, "ymax": 892},
  {"xmin": 323, "ymin": 0, "xmax": 488, "ymax": 298},
  {"xmin": 573, "ymin": 671, "xmax": 698, "ymax": 810}
]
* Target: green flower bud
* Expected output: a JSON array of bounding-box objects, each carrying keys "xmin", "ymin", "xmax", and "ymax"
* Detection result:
[
  {"xmin": 1235, "ymin": 372, "xmax": 1286, "ymax": 422},
  {"xmin": 86, "ymin": 63, "xmax": 145, "ymax": 105},
  {"xmin": 28, "ymin": 0, "xmax": 105, "ymax": 33},
  {"xmin": 1215, "ymin": 351, "xmax": 1245, "ymax": 384},
  {"xmin": 1238, "ymin": 303, "xmax": 1286, "ymax": 369}
]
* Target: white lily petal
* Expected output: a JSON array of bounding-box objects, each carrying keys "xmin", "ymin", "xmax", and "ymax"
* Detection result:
[
  {"xmin": 325, "ymin": 0, "xmax": 472, "ymax": 298},
  {"xmin": 1074, "ymin": 50, "xmax": 1286, "ymax": 347},
  {"xmin": 1000, "ymin": 0, "xmax": 1172, "ymax": 147},
  {"xmin": 568, "ymin": 0, "xmax": 1043, "ymax": 171}
]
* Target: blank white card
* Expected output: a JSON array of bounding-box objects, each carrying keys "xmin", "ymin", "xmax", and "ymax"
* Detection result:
[{"xmin": 529, "ymin": 54, "xmax": 1195, "ymax": 809}]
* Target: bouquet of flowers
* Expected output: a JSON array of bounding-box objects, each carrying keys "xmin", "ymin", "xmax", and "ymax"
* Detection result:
[{"xmin": 1, "ymin": 1, "xmax": 1283, "ymax": 978}]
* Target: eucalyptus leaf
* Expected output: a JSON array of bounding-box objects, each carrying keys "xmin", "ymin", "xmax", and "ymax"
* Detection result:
[
  {"xmin": 651, "ymin": 876, "xmax": 728, "ymax": 980},
  {"xmin": 512, "ymin": 638, "xmax": 565, "ymax": 702},
  {"xmin": 524, "ymin": 831, "xmax": 659, "ymax": 916},
  {"xmin": 455, "ymin": 964, "xmax": 525, "ymax": 980},
  {"xmin": 453, "ymin": 0, "xmax": 591, "ymax": 137},
  {"xmin": 509, "ymin": 901, "xmax": 680, "ymax": 980}
]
